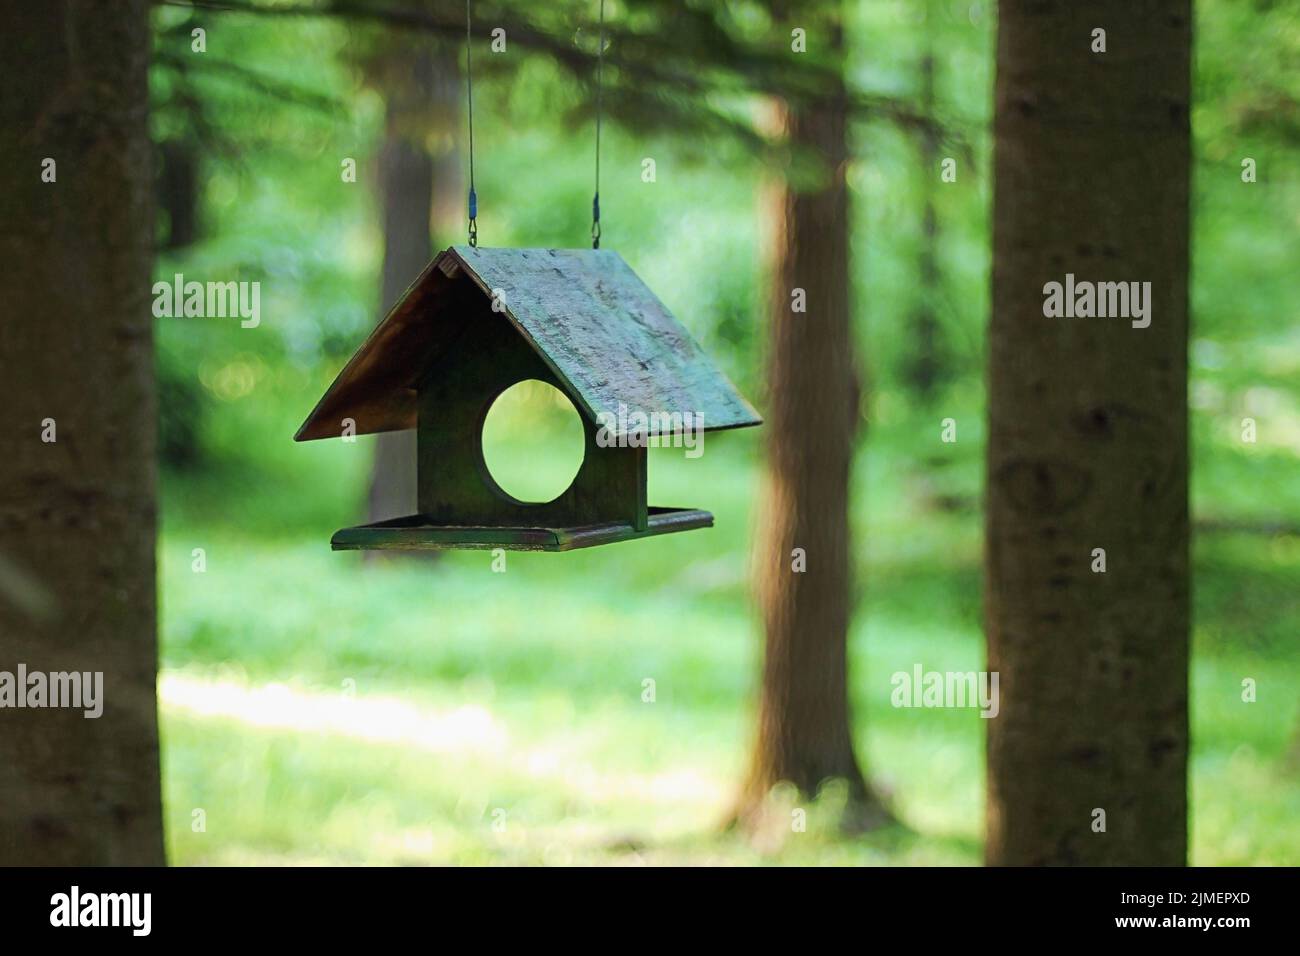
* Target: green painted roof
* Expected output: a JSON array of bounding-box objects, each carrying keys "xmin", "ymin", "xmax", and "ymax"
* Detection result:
[{"xmin": 296, "ymin": 246, "xmax": 761, "ymax": 441}]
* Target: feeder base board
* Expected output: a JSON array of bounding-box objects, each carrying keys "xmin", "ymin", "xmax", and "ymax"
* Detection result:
[{"xmin": 330, "ymin": 506, "xmax": 713, "ymax": 552}]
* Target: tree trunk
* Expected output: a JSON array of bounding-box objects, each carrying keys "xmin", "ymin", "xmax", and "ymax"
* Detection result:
[
  {"xmin": 985, "ymin": 1, "xmax": 1191, "ymax": 865},
  {"xmin": 158, "ymin": 139, "xmax": 199, "ymax": 251},
  {"xmin": 0, "ymin": 0, "xmax": 164, "ymax": 864},
  {"xmin": 735, "ymin": 8, "xmax": 889, "ymax": 833},
  {"xmin": 368, "ymin": 45, "xmax": 460, "ymax": 525},
  {"xmin": 907, "ymin": 3, "xmax": 943, "ymax": 403}
]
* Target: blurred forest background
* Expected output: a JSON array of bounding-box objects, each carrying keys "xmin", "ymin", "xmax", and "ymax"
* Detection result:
[{"xmin": 145, "ymin": 0, "xmax": 1298, "ymax": 864}]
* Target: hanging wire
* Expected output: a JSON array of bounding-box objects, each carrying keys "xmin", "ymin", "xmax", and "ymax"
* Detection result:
[
  {"xmin": 591, "ymin": 0, "xmax": 605, "ymax": 249},
  {"xmin": 465, "ymin": 0, "xmax": 478, "ymax": 247}
]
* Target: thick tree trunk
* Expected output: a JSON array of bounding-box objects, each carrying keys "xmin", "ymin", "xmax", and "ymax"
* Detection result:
[
  {"xmin": 368, "ymin": 46, "xmax": 460, "ymax": 524},
  {"xmin": 0, "ymin": 0, "xmax": 164, "ymax": 864},
  {"xmin": 985, "ymin": 1, "xmax": 1191, "ymax": 865},
  {"xmin": 735, "ymin": 10, "xmax": 889, "ymax": 833}
]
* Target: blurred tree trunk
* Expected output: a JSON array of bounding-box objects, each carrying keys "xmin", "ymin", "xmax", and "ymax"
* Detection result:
[
  {"xmin": 985, "ymin": 1, "xmax": 1191, "ymax": 865},
  {"xmin": 907, "ymin": 0, "xmax": 943, "ymax": 403},
  {"xmin": 158, "ymin": 139, "xmax": 199, "ymax": 250},
  {"xmin": 0, "ymin": 0, "xmax": 164, "ymax": 864},
  {"xmin": 367, "ymin": 44, "xmax": 461, "ymax": 524},
  {"xmin": 735, "ymin": 3, "xmax": 890, "ymax": 833}
]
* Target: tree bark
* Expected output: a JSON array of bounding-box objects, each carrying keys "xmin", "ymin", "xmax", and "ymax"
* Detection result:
[
  {"xmin": 367, "ymin": 45, "xmax": 460, "ymax": 524},
  {"xmin": 735, "ymin": 7, "xmax": 889, "ymax": 832},
  {"xmin": 0, "ymin": 0, "xmax": 164, "ymax": 864},
  {"xmin": 985, "ymin": 1, "xmax": 1191, "ymax": 865}
]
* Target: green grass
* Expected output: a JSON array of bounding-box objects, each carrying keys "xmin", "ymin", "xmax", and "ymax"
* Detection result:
[{"xmin": 157, "ymin": 428, "xmax": 1300, "ymax": 866}]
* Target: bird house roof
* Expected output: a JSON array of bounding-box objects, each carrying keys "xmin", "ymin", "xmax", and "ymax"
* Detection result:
[{"xmin": 295, "ymin": 246, "xmax": 761, "ymax": 441}]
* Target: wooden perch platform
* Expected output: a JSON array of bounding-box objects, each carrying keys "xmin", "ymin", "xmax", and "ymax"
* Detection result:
[{"xmin": 330, "ymin": 507, "xmax": 713, "ymax": 552}]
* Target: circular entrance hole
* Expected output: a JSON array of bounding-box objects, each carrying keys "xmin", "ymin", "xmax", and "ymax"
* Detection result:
[{"xmin": 481, "ymin": 380, "xmax": 585, "ymax": 504}]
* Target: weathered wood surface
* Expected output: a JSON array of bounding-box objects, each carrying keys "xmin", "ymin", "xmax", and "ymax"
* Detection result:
[
  {"xmin": 293, "ymin": 256, "xmax": 468, "ymax": 441},
  {"xmin": 330, "ymin": 507, "xmax": 712, "ymax": 552},
  {"xmin": 413, "ymin": 284, "xmax": 649, "ymax": 531},
  {"xmin": 295, "ymin": 246, "xmax": 762, "ymax": 441},
  {"xmin": 450, "ymin": 246, "xmax": 761, "ymax": 435}
]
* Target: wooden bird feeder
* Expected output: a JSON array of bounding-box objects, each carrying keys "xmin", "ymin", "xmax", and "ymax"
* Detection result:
[{"xmin": 295, "ymin": 246, "xmax": 761, "ymax": 552}]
